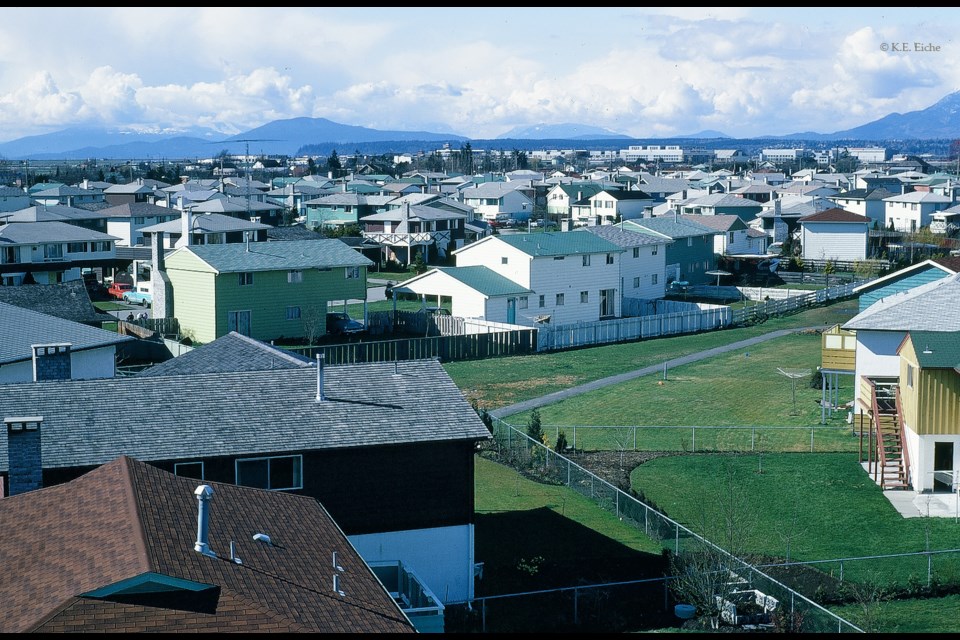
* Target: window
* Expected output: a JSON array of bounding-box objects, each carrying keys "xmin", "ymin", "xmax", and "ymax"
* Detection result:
[
  {"xmin": 93, "ymin": 241, "xmax": 111, "ymax": 252},
  {"xmin": 288, "ymin": 270, "xmax": 303, "ymax": 283},
  {"xmin": 236, "ymin": 454, "xmax": 302, "ymax": 490},
  {"xmin": 44, "ymin": 244, "xmax": 63, "ymax": 260},
  {"xmin": 556, "ymin": 293, "xmax": 565, "ymax": 306},
  {"xmin": 582, "ymin": 255, "xmax": 591, "ymax": 267},
  {"xmin": 67, "ymin": 242, "xmax": 87, "ymax": 253},
  {"xmin": 606, "ymin": 253, "xmax": 614, "ymax": 265},
  {"xmin": 687, "ymin": 237, "xmax": 693, "ymax": 247},
  {"xmin": 538, "ymin": 294, "xmax": 545, "ymax": 308},
  {"xmin": 906, "ymin": 364, "xmax": 914, "ymax": 388},
  {"xmin": 501, "ymin": 256, "xmax": 508, "ymax": 264},
  {"xmin": 633, "ymin": 247, "xmax": 640, "ymax": 258},
  {"xmin": 286, "ymin": 306, "xmax": 301, "ymax": 320},
  {"xmin": 519, "ymin": 296, "xmax": 528, "ymax": 309},
  {"xmin": 633, "ymin": 276, "xmax": 640, "ymax": 288},
  {"xmin": 652, "ymin": 273, "xmax": 658, "ymax": 285},
  {"xmin": 345, "ymin": 266, "xmax": 360, "ymax": 279},
  {"xmin": 238, "ymin": 272, "xmax": 254, "ymax": 286},
  {"xmin": 580, "ymin": 291, "xmax": 589, "ymax": 303},
  {"xmin": 652, "ymin": 245, "xmax": 658, "ymax": 255},
  {"xmin": 174, "ymin": 461, "xmax": 204, "ymax": 480},
  {"xmin": 728, "ymin": 232, "xmax": 735, "ymax": 244}
]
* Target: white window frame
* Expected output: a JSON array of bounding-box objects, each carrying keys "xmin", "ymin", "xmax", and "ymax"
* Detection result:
[
  {"xmin": 633, "ymin": 276, "xmax": 640, "ymax": 288},
  {"xmin": 582, "ymin": 255, "xmax": 591, "ymax": 267},
  {"xmin": 235, "ymin": 454, "xmax": 303, "ymax": 491},
  {"xmin": 345, "ymin": 266, "xmax": 360, "ymax": 279},
  {"xmin": 652, "ymin": 245, "xmax": 658, "ymax": 255},
  {"xmin": 556, "ymin": 293, "xmax": 565, "ymax": 306},
  {"xmin": 519, "ymin": 296, "xmax": 528, "ymax": 309},
  {"xmin": 633, "ymin": 247, "xmax": 640, "ymax": 258},
  {"xmin": 580, "ymin": 291, "xmax": 589, "ymax": 303},
  {"xmin": 286, "ymin": 306, "xmax": 301, "ymax": 320},
  {"xmin": 288, "ymin": 269, "xmax": 303, "ymax": 284},
  {"xmin": 238, "ymin": 272, "xmax": 254, "ymax": 286}
]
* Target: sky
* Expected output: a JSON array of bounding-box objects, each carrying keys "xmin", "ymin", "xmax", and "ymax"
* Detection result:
[{"xmin": 0, "ymin": 7, "xmax": 958, "ymax": 143}]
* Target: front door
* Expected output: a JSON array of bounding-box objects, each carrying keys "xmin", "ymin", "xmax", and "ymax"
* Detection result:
[
  {"xmin": 507, "ymin": 298, "xmax": 516, "ymax": 324},
  {"xmin": 934, "ymin": 442, "xmax": 954, "ymax": 492},
  {"xmin": 599, "ymin": 289, "xmax": 616, "ymax": 318},
  {"xmin": 228, "ymin": 310, "xmax": 252, "ymax": 337}
]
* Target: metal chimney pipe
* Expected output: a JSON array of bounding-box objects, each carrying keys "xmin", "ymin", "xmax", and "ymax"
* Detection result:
[
  {"xmin": 316, "ymin": 353, "xmax": 326, "ymax": 401},
  {"xmin": 194, "ymin": 485, "xmax": 217, "ymax": 557}
]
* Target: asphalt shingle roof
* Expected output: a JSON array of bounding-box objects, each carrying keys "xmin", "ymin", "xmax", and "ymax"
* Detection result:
[
  {"xmin": 577, "ymin": 224, "xmax": 669, "ymax": 247},
  {"xmin": 430, "ymin": 266, "xmax": 533, "ymax": 296},
  {"xmin": 623, "ymin": 216, "xmax": 719, "ymax": 239},
  {"xmin": 0, "ymin": 456, "xmax": 414, "ymax": 633},
  {"xmin": 0, "ymin": 220, "xmax": 119, "ymax": 244},
  {"xmin": 0, "ymin": 280, "xmax": 112, "ymax": 325},
  {"xmin": 138, "ymin": 332, "xmax": 313, "ymax": 377},
  {"xmin": 0, "ymin": 359, "xmax": 491, "ymax": 471},
  {"xmin": 0, "ymin": 301, "xmax": 132, "ymax": 365},
  {"xmin": 843, "ymin": 274, "xmax": 960, "ymax": 332},
  {"xmin": 799, "ymin": 208, "xmax": 870, "ymax": 223},
  {"xmin": 906, "ymin": 330, "xmax": 960, "ymax": 369},
  {"xmin": 175, "ymin": 238, "xmax": 373, "ymax": 273}
]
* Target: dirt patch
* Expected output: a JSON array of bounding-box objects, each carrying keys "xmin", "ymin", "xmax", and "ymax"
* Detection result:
[{"xmin": 566, "ymin": 449, "xmax": 678, "ymax": 490}]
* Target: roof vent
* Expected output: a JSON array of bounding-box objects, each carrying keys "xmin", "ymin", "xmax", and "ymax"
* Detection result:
[
  {"xmin": 193, "ymin": 485, "xmax": 217, "ymax": 558},
  {"xmin": 253, "ymin": 533, "xmax": 272, "ymax": 545}
]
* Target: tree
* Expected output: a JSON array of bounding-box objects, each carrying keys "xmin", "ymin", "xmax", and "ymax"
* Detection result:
[
  {"xmin": 412, "ymin": 250, "xmax": 427, "ymax": 274},
  {"xmin": 301, "ymin": 305, "xmax": 327, "ymax": 345},
  {"xmin": 307, "ymin": 157, "xmax": 317, "ymax": 175},
  {"xmin": 526, "ymin": 408, "xmax": 544, "ymax": 445},
  {"xmin": 327, "ymin": 150, "xmax": 342, "ymax": 174},
  {"xmin": 461, "ymin": 142, "xmax": 474, "ymax": 175}
]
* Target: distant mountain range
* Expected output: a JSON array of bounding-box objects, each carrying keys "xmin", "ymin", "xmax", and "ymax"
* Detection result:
[
  {"xmin": 495, "ymin": 123, "xmax": 631, "ymax": 140},
  {"xmin": 1, "ymin": 90, "xmax": 958, "ymax": 160}
]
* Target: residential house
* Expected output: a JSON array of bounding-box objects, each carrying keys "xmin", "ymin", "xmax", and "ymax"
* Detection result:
[
  {"xmin": 0, "ymin": 356, "xmax": 490, "ymax": 609},
  {"xmin": 30, "ymin": 184, "xmax": 106, "ymax": 208},
  {"xmin": 452, "ymin": 231, "xmax": 623, "ymax": 324},
  {"xmin": 138, "ymin": 331, "xmax": 313, "ymax": 377},
  {"xmin": 459, "ymin": 181, "xmax": 532, "ymax": 223},
  {"xmin": 622, "ymin": 216, "xmax": 720, "ymax": 285},
  {"xmin": 140, "ymin": 210, "xmax": 271, "ymax": 249},
  {"xmin": 931, "ymin": 204, "xmax": 960, "ymax": 236},
  {"xmin": 680, "ymin": 214, "xmax": 766, "ymax": 256},
  {"xmin": 896, "ymin": 331, "xmax": 960, "ymax": 493},
  {"xmin": 0, "ymin": 456, "xmax": 416, "ymax": 633},
  {"xmin": 102, "ymin": 178, "xmax": 168, "ymax": 206},
  {"xmin": 883, "ymin": 191, "xmax": 952, "ymax": 232},
  {"xmin": 677, "ymin": 193, "xmax": 765, "ymax": 222},
  {"xmin": 843, "ymin": 274, "xmax": 960, "ymax": 490},
  {"xmin": 394, "ymin": 265, "xmax": 535, "ymax": 324},
  {"xmin": 0, "ymin": 220, "xmax": 120, "ymax": 286},
  {"xmin": 545, "ymin": 183, "xmax": 605, "ymax": 220},
  {"xmin": 578, "ymin": 224, "xmax": 670, "ymax": 301},
  {"xmin": 799, "ymin": 208, "xmax": 871, "ymax": 262},
  {"xmin": 2, "ymin": 203, "xmax": 115, "ymax": 235},
  {"xmin": 360, "ymin": 202, "xmax": 468, "ymax": 265},
  {"xmin": 102, "ymin": 202, "xmax": 182, "ymax": 247},
  {"xmin": 0, "ymin": 186, "xmax": 31, "ymax": 212},
  {"xmin": 158, "ymin": 238, "xmax": 372, "ymax": 344},
  {"xmin": 587, "ymin": 189, "xmax": 655, "ymax": 225},
  {"xmin": 755, "ymin": 196, "xmax": 836, "ymax": 244},
  {"xmin": 829, "ymin": 187, "xmax": 897, "ymax": 229},
  {"xmin": 0, "ymin": 301, "xmax": 132, "ymax": 382}
]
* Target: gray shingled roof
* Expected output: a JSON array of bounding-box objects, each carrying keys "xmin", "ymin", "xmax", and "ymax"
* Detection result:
[
  {"xmin": 0, "ymin": 301, "xmax": 132, "ymax": 366},
  {"xmin": 0, "ymin": 220, "xmax": 119, "ymax": 244},
  {"xmin": 623, "ymin": 216, "xmax": 719, "ymax": 239},
  {"xmin": 843, "ymin": 273, "xmax": 960, "ymax": 331},
  {"xmin": 0, "ymin": 359, "xmax": 491, "ymax": 471},
  {"xmin": 138, "ymin": 331, "xmax": 313, "ymax": 377},
  {"xmin": 0, "ymin": 281, "xmax": 111, "ymax": 325},
  {"xmin": 173, "ymin": 238, "xmax": 373, "ymax": 273},
  {"xmin": 139, "ymin": 212, "xmax": 270, "ymax": 234},
  {"xmin": 577, "ymin": 224, "xmax": 669, "ymax": 247}
]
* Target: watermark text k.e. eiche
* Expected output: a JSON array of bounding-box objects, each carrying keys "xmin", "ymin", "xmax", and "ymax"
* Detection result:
[{"xmin": 880, "ymin": 42, "xmax": 941, "ymax": 52}]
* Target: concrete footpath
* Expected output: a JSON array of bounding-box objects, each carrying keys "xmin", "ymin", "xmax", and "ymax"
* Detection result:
[{"xmin": 489, "ymin": 326, "xmax": 825, "ymax": 420}]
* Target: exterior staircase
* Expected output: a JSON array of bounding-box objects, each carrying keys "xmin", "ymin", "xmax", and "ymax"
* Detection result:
[{"xmin": 868, "ymin": 381, "xmax": 911, "ymax": 490}]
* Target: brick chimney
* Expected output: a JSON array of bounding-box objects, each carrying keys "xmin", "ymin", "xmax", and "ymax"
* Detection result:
[
  {"xmin": 32, "ymin": 344, "xmax": 71, "ymax": 381},
  {"xmin": 5, "ymin": 417, "xmax": 43, "ymax": 496}
]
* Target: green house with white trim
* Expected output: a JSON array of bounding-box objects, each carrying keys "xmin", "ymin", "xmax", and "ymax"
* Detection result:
[{"xmin": 162, "ymin": 239, "xmax": 372, "ymax": 344}]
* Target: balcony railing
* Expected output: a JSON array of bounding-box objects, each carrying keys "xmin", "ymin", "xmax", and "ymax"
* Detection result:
[{"xmin": 368, "ymin": 560, "xmax": 444, "ymax": 633}]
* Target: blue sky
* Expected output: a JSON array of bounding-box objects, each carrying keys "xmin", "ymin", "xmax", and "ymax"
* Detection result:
[{"xmin": 0, "ymin": 7, "xmax": 957, "ymax": 142}]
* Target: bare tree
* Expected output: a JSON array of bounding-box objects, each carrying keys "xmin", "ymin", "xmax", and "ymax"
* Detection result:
[{"xmin": 302, "ymin": 305, "xmax": 327, "ymax": 346}]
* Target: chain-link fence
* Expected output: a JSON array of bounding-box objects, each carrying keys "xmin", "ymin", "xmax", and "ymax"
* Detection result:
[{"xmin": 485, "ymin": 416, "xmax": 864, "ymax": 633}]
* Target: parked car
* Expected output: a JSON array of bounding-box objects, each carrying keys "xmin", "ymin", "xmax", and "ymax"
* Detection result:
[
  {"xmin": 326, "ymin": 312, "xmax": 364, "ymax": 335},
  {"xmin": 122, "ymin": 290, "xmax": 153, "ymax": 306},
  {"xmin": 107, "ymin": 282, "xmax": 133, "ymax": 300}
]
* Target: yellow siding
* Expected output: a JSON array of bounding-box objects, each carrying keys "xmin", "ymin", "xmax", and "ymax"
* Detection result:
[
  {"xmin": 821, "ymin": 325, "xmax": 856, "ymax": 372},
  {"xmin": 900, "ymin": 336, "xmax": 960, "ymax": 436},
  {"xmin": 165, "ymin": 250, "xmax": 218, "ymax": 344}
]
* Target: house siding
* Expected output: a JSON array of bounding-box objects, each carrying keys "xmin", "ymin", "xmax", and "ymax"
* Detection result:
[
  {"xmin": 801, "ymin": 222, "xmax": 868, "ymax": 262},
  {"xmin": 852, "ymin": 330, "xmax": 906, "ymax": 413},
  {"xmin": 164, "ymin": 251, "xmax": 219, "ymax": 344},
  {"xmin": 858, "ymin": 267, "xmax": 952, "ymax": 312},
  {"xmin": 620, "ymin": 245, "xmax": 667, "ymax": 300},
  {"xmin": 664, "ymin": 235, "xmax": 716, "ymax": 285}
]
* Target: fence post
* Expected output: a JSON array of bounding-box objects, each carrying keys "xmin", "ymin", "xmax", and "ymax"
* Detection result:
[
  {"xmin": 692, "ymin": 426, "xmax": 696, "ymax": 453},
  {"xmin": 811, "ymin": 427, "xmax": 814, "ymax": 452},
  {"xmin": 752, "ymin": 426, "xmax": 756, "ymax": 451},
  {"xmin": 482, "ymin": 599, "xmax": 486, "ymax": 633},
  {"xmin": 567, "ymin": 459, "xmax": 571, "ymax": 486},
  {"xmin": 634, "ymin": 426, "xmax": 637, "ymax": 451},
  {"xmin": 573, "ymin": 425, "xmax": 577, "ymax": 450},
  {"xmin": 574, "ymin": 587, "xmax": 579, "ymax": 625},
  {"xmin": 675, "ymin": 522, "xmax": 680, "ymax": 553}
]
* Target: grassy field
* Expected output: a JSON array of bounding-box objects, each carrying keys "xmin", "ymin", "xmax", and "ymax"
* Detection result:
[
  {"xmin": 444, "ymin": 297, "xmax": 858, "ymax": 411},
  {"xmin": 503, "ymin": 331, "xmax": 859, "ymax": 453},
  {"xmin": 830, "ymin": 593, "xmax": 960, "ymax": 634}
]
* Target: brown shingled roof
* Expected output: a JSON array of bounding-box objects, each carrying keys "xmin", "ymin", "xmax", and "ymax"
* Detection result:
[
  {"xmin": 798, "ymin": 207, "xmax": 870, "ymax": 223},
  {"xmin": 0, "ymin": 456, "xmax": 414, "ymax": 633}
]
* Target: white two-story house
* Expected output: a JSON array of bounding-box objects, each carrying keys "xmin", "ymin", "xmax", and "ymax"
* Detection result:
[{"xmin": 0, "ymin": 220, "xmax": 119, "ymax": 286}]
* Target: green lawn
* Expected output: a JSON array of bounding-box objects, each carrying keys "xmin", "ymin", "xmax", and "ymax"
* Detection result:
[
  {"xmin": 94, "ymin": 300, "xmax": 128, "ymax": 311},
  {"xmin": 830, "ymin": 593, "xmax": 960, "ymax": 634},
  {"xmin": 444, "ymin": 298, "xmax": 858, "ymax": 411},
  {"xmin": 504, "ymin": 331, "xmax": 859, "ymax": 453}
]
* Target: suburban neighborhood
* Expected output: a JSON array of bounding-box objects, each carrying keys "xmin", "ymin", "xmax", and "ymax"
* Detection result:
[{"xmin": 1, "ymin": 134, "xmax": 960, "ymax": 633}]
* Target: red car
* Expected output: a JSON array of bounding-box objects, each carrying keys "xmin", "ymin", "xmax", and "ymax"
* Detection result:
[{"xmin": 107, "ymin": 282, "xmax": 133, "ymax": 300}]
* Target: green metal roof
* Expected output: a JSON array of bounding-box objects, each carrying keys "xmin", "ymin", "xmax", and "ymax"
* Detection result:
[
  {"xmin": 434, "ymin": 266, "xmax": 533, "ymax": 297},
  {"xmin": 495, "ymin": 231, "xmax": 621, "ymax": 256},
  {"xmin": 907, "ymin": 331, "xmax": 960, "ymax": 369},
  {"xmin": 181, "ymin": 239, "xmax": 372, "ymax": 273}
]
